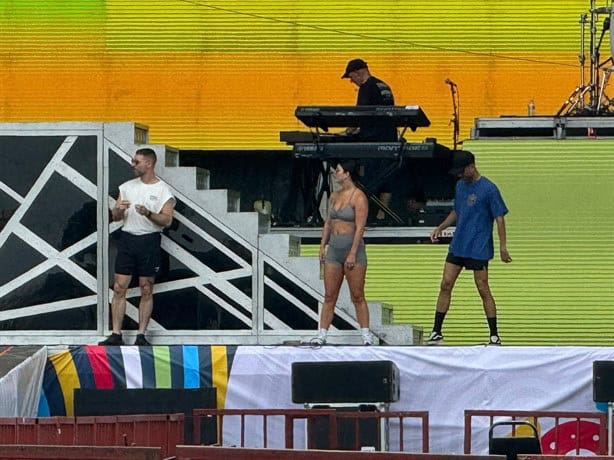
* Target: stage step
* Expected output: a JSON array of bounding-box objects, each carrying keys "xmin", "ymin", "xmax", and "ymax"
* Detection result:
[
  {"xmin": 156, "ymin": 153, "xmax": 416, "ymax": 345},
  {"xmin": 0, "ymin": 121, "xmax": 421, "ymax": 346}
]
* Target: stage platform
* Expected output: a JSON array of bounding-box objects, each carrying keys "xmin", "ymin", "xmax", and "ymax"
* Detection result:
[
  {"xmin": 30, "ymin": 344, "xmax": 614, "ymax": 454},
  {"xmin": 471, "ymin": 116, "xmax": 614, "ymax": 139}
]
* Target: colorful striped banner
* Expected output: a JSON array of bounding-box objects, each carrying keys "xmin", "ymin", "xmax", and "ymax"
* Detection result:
[{"xmin": 39, "ymin": 345, "xmax": 237, "ymax": 416}]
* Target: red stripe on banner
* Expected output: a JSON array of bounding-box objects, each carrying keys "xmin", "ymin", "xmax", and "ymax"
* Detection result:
[{"xmin": 86, "ymin": 345, "xmax": 114, "ymax": 389}]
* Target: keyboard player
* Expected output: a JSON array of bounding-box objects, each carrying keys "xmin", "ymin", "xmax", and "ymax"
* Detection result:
[{"xmin": 341, "ymin": 58, "xmax": 397, "ymax": 222}]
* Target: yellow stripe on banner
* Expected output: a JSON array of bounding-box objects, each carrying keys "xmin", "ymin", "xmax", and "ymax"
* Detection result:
[
  {"xmin": 210, "ymin": 346, "xmax": 228, "ymax": 409},
  {"xmin": 50, "ymin": 351, "xmax": 80, "ymax": 416}
]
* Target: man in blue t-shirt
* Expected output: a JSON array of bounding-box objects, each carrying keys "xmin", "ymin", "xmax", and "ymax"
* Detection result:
[{"xmin": 427, "ymin": 150, "xmax": 512, "ymax": 345}]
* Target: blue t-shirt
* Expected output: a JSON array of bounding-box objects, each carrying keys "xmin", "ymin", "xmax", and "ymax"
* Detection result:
[{"xmin": 449, "ymin": 176, "xmax": 508, "ymax": 260}]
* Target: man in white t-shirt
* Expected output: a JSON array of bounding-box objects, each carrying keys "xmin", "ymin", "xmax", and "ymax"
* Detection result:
[{"xmin": 99, "ymin": 148, "xmax": 175, "ymax": 346}]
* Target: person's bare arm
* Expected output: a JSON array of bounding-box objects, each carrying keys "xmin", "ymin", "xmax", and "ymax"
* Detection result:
[
  {"xmin": 135, "ymin": 198, "xmax": 175, "ymax": 227},
  {"xmin": 430, "ymin": 210, "xmax": 457, "ymax": 242},
  {"xmin": 496, "ymin": 215, "xmax": 512, "ymax": 263},
  {"xmin": 345, "ymin": 191, "xmax": 368, "ymax": 268},
  {"xmin": 111, "ymin": 193, "xmax": 130, "ymax": 222}
]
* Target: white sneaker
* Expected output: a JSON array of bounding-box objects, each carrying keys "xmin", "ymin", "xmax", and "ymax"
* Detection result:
[
  {"xmin": 362, "ymin": 334, "xmax": 373, "ymax": 346},
  {"xmin": 311, "ymin": 336, "xmax": 326, "ymax": 345}
]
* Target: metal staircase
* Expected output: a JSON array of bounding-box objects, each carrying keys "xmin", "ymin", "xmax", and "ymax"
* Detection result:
[{"xmin": 0, "ymin": 122, "xmax": 421, "ymax": 345}]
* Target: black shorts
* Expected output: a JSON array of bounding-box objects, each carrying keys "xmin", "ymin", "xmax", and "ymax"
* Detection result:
[
  {"xmin": 115, "ymin": 231, "xmax": 161, "ymax": 278},
  {"xmin": 446, "ymin": 253, "xmax": 489, "ymax": 271}
]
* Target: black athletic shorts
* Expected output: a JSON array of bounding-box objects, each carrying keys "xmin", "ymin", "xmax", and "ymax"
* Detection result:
[
  {"xmin": 446, "ymin": 253, "xmax": 489, "ymax": 271},
  {"xmin": 115, "ymin": 231, "xmax": 161, "ymax": 277}
]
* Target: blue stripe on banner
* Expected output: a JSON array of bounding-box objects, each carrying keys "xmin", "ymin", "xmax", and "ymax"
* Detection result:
[
  {"xmin": 169, "ymin": 345, "xmax": 184, "ymax": 388},
  {"xmin": 139, "ymin": 346, "xmax": 156, "ymax": 388},
  {"xmin": 199, "ymin": 345, "xmax": 212, "ymax": 388},
  {"xmin": 69, "ymin": 346, "xmax": 96, "ymax": 389},
  {"xmin": 41, "ymin": 358, "xmax": 66, "ymax": 416},
  {"xmin": 226, "ymin": 345, "xmax": 238, "ymax": 374},
  {"xmin": 37, "ymin": 390, "xmax": 50, "ymax": 417},
  {"xmin": 183, "ymin": 345, "xmax": 200, "ymax": 389},
  {"xmin": 105, "ymin": 346, "xmax": 127, "ymax": 388}
]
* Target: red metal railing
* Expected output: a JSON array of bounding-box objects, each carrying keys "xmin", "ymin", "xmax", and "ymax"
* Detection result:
[
  {"xmin": 192, "ymin": 408, "xmax": 429, "ymax": 452},
  {"xmin": 175, "ymin": 445, "xmax": 504, "ymax": 460},
  {"xmin": 518, "ymin": 456, "xmax": 614, "ymax": 460},
  {"xmin": 0, "ymin": 444, "xmax": 162, "ymax": 459},
  {"xmin": 464, "ymin": 410, "xmax": 608, "ymax": 455},
  {"xmin": 0, "ymin": 414, "xmax": 183, "ymax": 458}
]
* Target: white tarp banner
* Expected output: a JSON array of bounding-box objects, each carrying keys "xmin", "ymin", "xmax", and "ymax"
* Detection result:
[
  {"xmin": 224, "ymin": 346, "xmax": 614, "ymax": 453},
  {"xmin": 0, "ymin": 346, "xmax": 47, "ymax": 417}
]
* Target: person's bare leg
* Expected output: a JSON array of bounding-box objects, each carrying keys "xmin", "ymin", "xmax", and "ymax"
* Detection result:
[
  {"xmin": 376, "ymin": 192, "xmax": 392, "ymax": 220},
  {"xmin": 474, "ymin": 268, "xmax": 495, "ymax": 317},
  {"xmin": 138, "ymin": 276, "xmax": 155, "ymax": 333},
  {"xmin": 435, "ymin": 262, "xmax": 463, "ymax": 314},
  {"xmin": 320, "ymin": 264, "xmax": 344, "ymax": 330},
  {"xmin": 344, "ymin": 263, "xmax": 368, "ymax": 327},
  {"xmin": 111, "ymin": 273, "xmax": 131, "ymax": 334},
  {"xmin": 474, "ymin": 268, "xmax": 499, "ymax": 341}
]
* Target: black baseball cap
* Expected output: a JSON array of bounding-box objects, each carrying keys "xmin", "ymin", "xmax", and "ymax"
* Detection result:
[
  {"xmin": 342, "ymin": 58, "xmax": 368, "ymax": 78},
  {"xmin": 449, "ymin": 150, "xmax": 475, "ymax": 175}
]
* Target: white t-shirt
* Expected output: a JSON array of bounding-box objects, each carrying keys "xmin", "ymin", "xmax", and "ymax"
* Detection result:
[{"xmin": 118, "ymin": 177, "xmax": 175, "ymax": 235}]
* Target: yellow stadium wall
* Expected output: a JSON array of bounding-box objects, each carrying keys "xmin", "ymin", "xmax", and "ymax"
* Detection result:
[
  {"xmin": 0, "ymin": 0, "xmax": 602, "ymax": 149},
  {"xmin": 304, "ymin": 139, "xmax": 614, "ymax": 345}
]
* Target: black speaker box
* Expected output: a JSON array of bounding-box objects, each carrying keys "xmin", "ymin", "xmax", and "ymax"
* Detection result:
[
  {"xmin": 74, "ymin": 387, "xmax": 217, "ymax": 443},
  {"xmin": 593, "ymin": 361, "xmax": 614, "ymax": 402},
  {"xmin": 307, "ymin": 405, "xmax": 383, "ymax": 450},
  {"xmin": 292, "ymin": 360, "xmax": 400, "ymax": 403}
]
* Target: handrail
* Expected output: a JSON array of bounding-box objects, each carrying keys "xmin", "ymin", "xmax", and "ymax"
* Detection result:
[{"xmin": 193, "ymin": 408, "xmax": 429, "ymax": 452}]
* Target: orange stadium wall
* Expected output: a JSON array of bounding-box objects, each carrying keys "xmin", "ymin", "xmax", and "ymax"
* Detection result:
[{"xmin": 0, "ymin": 0, "xmax": 601, "ymax": 149}]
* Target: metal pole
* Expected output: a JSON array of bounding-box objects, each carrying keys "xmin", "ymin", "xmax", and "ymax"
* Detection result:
[
  {"xmin": 580, "ymin": 13, "xmax": 587, "ymax": 90},
  {"xmin": 590, "ymin": 0, "xmax": 597, "ymax": 110},
  {"xmin": 608, "ymin": 401, "xmax": 612, "ymax": 455}
]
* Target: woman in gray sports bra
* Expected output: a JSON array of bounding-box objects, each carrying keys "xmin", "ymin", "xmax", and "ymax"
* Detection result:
[{"xmin": 314, "ymin": 160, "xmax": 372, "ymax": 345}]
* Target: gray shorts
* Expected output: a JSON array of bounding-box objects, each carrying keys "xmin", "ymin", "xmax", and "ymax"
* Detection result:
[{"xmin": 324, "ymin": 233, "xmax": 367, "ymax": 266}]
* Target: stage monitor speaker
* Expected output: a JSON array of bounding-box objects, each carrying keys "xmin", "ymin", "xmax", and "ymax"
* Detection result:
[
  {"xmin": 74, "ymin": 387, "xmax": 217, "ymax": 443},
  {"xmin": 593, "ymin": 360, "xmax": 614, "ymax": 402},
  {"xmin": 292, "ymin": 360, "xmax": 400, "ymax": 403}
]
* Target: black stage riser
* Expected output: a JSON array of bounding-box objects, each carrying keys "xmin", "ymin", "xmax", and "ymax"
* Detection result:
[{"xmin": 74, "ymin": 387, "xmax": 217, "ymax": 443}]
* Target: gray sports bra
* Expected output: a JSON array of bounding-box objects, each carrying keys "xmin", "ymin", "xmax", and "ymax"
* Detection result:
[
  {"xmin": 329, "ymin": 205, "xmax": 355, "ymax": 222},
  {"xmin": 329, "ymin": 189, "xmax": 356, "ymax": 222}
]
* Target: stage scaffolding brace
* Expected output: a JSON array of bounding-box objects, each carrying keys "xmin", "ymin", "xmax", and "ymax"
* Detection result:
[{"xmin": 558, "ymin": 0, "xmax": 614, "ymax": 116}]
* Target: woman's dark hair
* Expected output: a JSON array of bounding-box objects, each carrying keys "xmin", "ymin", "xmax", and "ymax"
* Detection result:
[{"xmin": 336, "ymin": 159, "xmax": 359, "ymax": 182}]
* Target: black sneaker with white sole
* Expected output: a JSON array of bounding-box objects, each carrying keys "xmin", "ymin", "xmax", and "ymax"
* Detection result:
[
  {"xmin": 426, "ymin": 331, "xmax": 444, "ymax": 345},
  {"xmin": 488, "ymin": 335, "xmax": 502, "ymax": 345}
]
